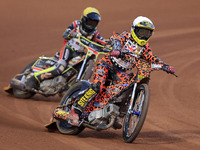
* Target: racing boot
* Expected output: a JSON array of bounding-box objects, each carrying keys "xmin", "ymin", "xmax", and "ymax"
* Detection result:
[
  {"xmin": 69, "ymin": 87, "xmax": 98, "ymax": 126},
  {"xmin": 25, "ymin": 74, "xmax": 39, "ymax": 91},
  {"xmin": 53, "ymin": 106, "xmax": 81, "ymax": 126},
  {"xmin": 25, "ymin": 72, "xmax": 53, "ymax": 91},
  {"xmin": 53, "ymin": 108, "xmax": 70, "ymax": 121},
  {"xmin": 69, "ymin": 106, "xmax": 81, "ymax": 126}
]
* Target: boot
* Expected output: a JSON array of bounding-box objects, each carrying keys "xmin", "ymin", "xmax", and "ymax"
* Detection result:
[
  {"xmin": 25, "ymin": 72, "xmax": 53, "ymax": 91},
  {"xmin": 68, "ymin": 106, "xmax": 81, "ymax": 126},
  {"xmin": 53, "ymin": 107, "xmax": 81, "ymax": 127},
  {"xmin": 25, "ymin": 75, "xmax": 39, "ymax": 91},
  {"xmin": 69, "ymin": 87, "xmax": 97, "ymax": 126}
]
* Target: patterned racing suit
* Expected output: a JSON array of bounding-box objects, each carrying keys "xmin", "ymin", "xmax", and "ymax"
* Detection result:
[
  {"xmin": 73, "ymin": 31, "xmax": 164, "ymax": 114},
  {"xmin": 34, "ymin": 20, "xmax": 106, "ymax": 82},
  {"xmin": 93, "ymin": 31, "xmax": 163, "ymax": 93}
]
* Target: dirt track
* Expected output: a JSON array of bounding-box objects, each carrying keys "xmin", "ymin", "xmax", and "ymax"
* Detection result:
[{"xmin": 0, "ymin": 0, "xmax": 200, "ymax": 150}]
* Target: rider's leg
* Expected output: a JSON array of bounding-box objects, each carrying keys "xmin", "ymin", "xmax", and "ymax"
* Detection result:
[
  {"xmin": 25, "ymin": 59, "xmax": 67, "ymax": 91},
  {"xmin": 25, "ymin": 45, "xmax": 71, "ymax": 91},
  {"xmin": 109, "ymin": 71, "xmax": 131, "ymax": 129},
  {"xmin": 53, "ymin": 85, "xmax": 98, "ymax": 126},
  {"xmin": 67, "ymin": 61, "xmax": 110, "ymax": 126}
]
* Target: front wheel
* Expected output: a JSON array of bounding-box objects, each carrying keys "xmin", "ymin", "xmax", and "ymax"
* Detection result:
[
  {"xmin": 123, "ymin": 83, "xmax": 150, "ymax": 143},
  {"xmin": 56, "ymin": 82, "xmax": 85, "ymax": 135}
]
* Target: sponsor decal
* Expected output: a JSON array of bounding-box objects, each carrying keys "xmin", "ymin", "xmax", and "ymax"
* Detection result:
[
  {"xmin": 152, "ymin": 64, "xmax": 162, "ymax": 68},
  {"xmin": 80, "ymin": 37, "xmax": 90, "ymax": 46},
  {"xmin": 78, "ymin": 88, "xmax": 96, "ymax": 107}
]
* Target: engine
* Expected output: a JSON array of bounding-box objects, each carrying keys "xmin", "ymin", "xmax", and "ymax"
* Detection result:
[
  {"xmin": 88, "ymin": 104, "xmax": 120, "ymax": 125},
  {"xmin": 40, "ymin": 76, "xmax": 66, "ymax": 94}
]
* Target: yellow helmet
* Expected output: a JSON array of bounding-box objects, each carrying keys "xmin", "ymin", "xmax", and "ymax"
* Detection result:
[
  {"xmin": 80, "ymin": 7, "xmax": 101, "ymax": 35},
  {"xmin": 131, "ymin": 16, "xmax": 155, "ymax": 46}
]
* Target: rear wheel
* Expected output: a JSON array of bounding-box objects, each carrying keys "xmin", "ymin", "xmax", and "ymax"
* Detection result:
[
  {"xmin": 13, "ymin": 61, "xmax": 36, "ymax": 99},
  {"xmin": 56, "ymin": 82, "xmax": 85, "ymax": 135},
  {"xmin": 123, "ymin": 83, "xmax": 150, "ymax": 143}
]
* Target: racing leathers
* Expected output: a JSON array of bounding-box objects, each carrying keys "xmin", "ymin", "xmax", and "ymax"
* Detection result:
[
  {"xmin": 26, "ymin": 20, "xmax": 106, "ymax": 90},
  {"xmin": 68, "ymin": 31, "xmax": 169, "ymax": 126}
]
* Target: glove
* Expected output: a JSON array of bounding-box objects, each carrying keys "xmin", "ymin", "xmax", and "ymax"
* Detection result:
[
  {"xmin": 110, "ymin": 50, "xmax": 120, "ymax": 58},
  {"xmin": 70, "ymin": 32, "xmax": 80, "ymax": 38},
  {"xmin": 163, "ymin": 65, "xmax": 175, "ymax": 74},
  {"xmin": 169, "ymin": 66, "xmax": 176, "ymax": 73}
]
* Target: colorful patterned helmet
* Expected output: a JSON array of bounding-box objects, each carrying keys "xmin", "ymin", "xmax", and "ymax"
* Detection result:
[
  {"xmin": 131, "ymin": 16, "xmax": 155, "ymax": 46},
  {"xmin": 80, "ymin": 7, "xmax": 101, "ymax": 36}
]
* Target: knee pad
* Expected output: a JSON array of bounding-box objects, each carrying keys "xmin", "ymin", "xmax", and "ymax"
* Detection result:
[{"xmin": 51, "ymin": 60, "xmax": 67, "ymax": 76}]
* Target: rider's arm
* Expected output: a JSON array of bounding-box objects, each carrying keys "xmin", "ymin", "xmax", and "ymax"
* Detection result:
[
  {"xmin": 141, "ymin": 43, "xmax": 163, "ymax": 63},
  {"xmin": 92, "ymin": 31, "xmax": 107, "ymax": 46},
  {"xmin": 141, "ymin": 44, "xmax": 176, "ymax": 74},
  {"xmin": 63, "ymin": 21, "xmax": 78, "ymax": 40}
]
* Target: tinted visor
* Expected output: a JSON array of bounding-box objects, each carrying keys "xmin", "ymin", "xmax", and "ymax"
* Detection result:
[
  {"xmin": 135, "ymin": 27, "xmax": 153, "ymax": 40},
  {"xmin": 86, "ymin": 19, "xmax": 98, "ymax": 27},
  {"xmin": 82, "ymin": 18, "xmax": 99, "ymax": 33}
]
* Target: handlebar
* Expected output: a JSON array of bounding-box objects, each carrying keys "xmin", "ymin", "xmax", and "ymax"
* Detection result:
[
  {"xmin": 162, "ymin": 64, "xmax": 178, "ymax": 77},
  {"xmin": 169, "ymin": 72, "xmax": 178, "ymax": 77}
]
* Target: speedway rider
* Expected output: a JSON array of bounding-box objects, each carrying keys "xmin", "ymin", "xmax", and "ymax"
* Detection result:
[
  {"xmin": 26, "ymin": 7, "xmax": 107, "ymax": 90},
  {"xmin": 53, "ymin": 16, "xmax": 176, "ymax": 128}
]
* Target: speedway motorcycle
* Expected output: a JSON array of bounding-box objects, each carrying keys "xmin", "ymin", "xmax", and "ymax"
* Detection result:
[
  {"xmin": 4, "ymin": 36, "xmax": 109, "ymax": 99},
  {"xmin": 46, "ymin": 53, "xmax": 178, "ymax": 143}
]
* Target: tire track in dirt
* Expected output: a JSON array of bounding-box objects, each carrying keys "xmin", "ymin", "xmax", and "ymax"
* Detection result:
[
  {"xmin": 159, "ymin": 46, "xmax": 200, "ymax": 115},
  {"xmin": 149, "ymin": 40, "xmax": 200, "ymax": 148},
  {"xmin": 153, "ymin": 27, "xmax": 200, "ymax": 39},
  {"xmin": 12, "ymin": 96, "xmax": 59, "ymax": 125},
  {"xmin": 141, "ymin": 26, "xmax": 200, "ymax": 149}
]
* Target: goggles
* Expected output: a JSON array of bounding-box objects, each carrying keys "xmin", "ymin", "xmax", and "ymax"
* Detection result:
[
  {"xmin": 135, "ymin": 27, "xmax": 153, "ymax": 40},
  {"xmin": 86, "ymin": 19, "xmax": 98, "ymax": 27}
]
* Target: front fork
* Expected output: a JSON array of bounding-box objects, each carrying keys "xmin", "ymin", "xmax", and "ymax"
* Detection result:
[
  {"xmin": 76, "ymin": 57, "xmax": 87, "ymax": 82},
  {"xmin": 128, "ymin": 82, "xmax": 138, "ymax": 115},
  {"xmin": 76, "ymin": 48, "xmax": 90, "ymax": 82},
  {"xmin": 128, "ymin": 80, "xmax": 145, "ymax": 117}
]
